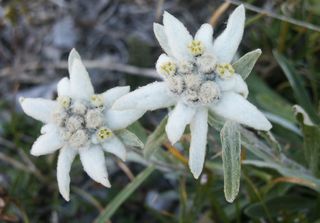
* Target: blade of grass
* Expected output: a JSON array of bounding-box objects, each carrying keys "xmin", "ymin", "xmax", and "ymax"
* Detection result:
[
  {"xmin": 72, "ymin": 186, "xmax": 103, "ymax": 212},
  {"xmin": 178, "ymin": 177, "xmax": 189, "ymax": 223},
  {"xmin": 94, "ymin": 165, "xmax": 155, "ymax": 223},
  {"xmin": 273, "ymin": 51, "xmax": 319, "ymax": 123},
  {"xmin": 242, "ymin": 172, "xmax": 274, "ymax": 223},
  {"xmin": 144, "ymin": 116, "xmax": 168, "ymax": 158}
]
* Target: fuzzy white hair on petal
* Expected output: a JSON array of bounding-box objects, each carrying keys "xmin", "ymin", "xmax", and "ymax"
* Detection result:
[
  {"xmin": 102, "ymin": 136, "xmax": 127, "ymax": 161},
  {"xmin": 153, "ymin": 23, "xmax": 172, "ymax": 56},
  {"xmin": 57, "ymin": 146, "xmax": 77, "ymax": 201},
  {"xmin": 209, "ymin": 92, "xmax": 272, "ymax": 131},
  {"xmin": 112, "ymin": 82, "xmax": 176, "ymax": 111},
  {"xmin": 69, "ymin": 49, "xmax": 94, "ymax": 100},
  {"xmin": 20, "ymin": 98, "xmax": 57, "ymax": 123},
  {"xmin": 104, "ymin": 109, "xmax": 145, "ymax": 131},
  {"xmin": 166, "ymin": 102, "xmax": 196, "ymax": 144},
  {"xmin": 194, "ymin": 23, "xmax": 214, "ymax": 54},
  {"xmin": 31, "ymin": 125, "xmax": 64, "ymax": 156},
  {"xmin": 163, "ymin": 11, "xmax": 193, "ymax": 61},
  {"xmin": 189, "ymin": 108, "xmax": 208, "ymax": 179},
  {"xmin": 80, "ymin": 146, "xmax": 111, "ymax": 187},
  {"xmin": 212, "ymin": 5, "xmax": 245, "ymax": 63},
  {"xmin": 102, "ymin": 86, "xmax": 131, "ymax": 108}
]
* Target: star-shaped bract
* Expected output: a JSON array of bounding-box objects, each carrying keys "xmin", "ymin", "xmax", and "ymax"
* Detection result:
[
  {"xmin": 113, "ymin": 5, "xmax": 272, "ymax": 179},
  {"xmin": 20, "ymin": 49, "xmax": 144, "ymax": 201}
]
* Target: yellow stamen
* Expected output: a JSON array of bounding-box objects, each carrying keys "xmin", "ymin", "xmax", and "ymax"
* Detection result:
[
  {"xmin": 91, "ymin": 94, "xmax": 104, "ymax": 107},
  {"xmin": 216, "ymin": 63, "xmax": 235, "ymax": 78},
  {"xmin": 97, "ymin": 127, "xmax": 113, "ymax": 141},
  {"xmin": 188, "ymin": 40, "xmax": 204, "ymax": 56},
  {"xmin": 160, "ymin": 62, "xmax": 176, "ymax": 76},
  {"xmin": 57, "ymin": 96, "xmax": 71, "ymax": 108}
]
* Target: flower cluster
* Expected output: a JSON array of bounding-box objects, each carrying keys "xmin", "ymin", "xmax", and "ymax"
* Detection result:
[
  {"xmin": 112, "ymin": 5, "xmax": 272, "ymax": 178},
  {"xmin": 20, "ymin": 49, "xmax": 143, "ymax": 201},
  {"xmin": 19, "ymin": 5, "xmax": 272, "ymax": 201}
]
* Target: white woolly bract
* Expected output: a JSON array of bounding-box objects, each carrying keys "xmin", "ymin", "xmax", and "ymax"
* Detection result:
[
  {"xmin": 209, "ymin": 92, "xmax": 272, "ymax": 131},
  {"xmin": 31, "ymin": 124, "xmax": 64, "ymax": 156},
  {"xmin": 189, "ymin": 108, "xmax": 208, "ymax": 179},
  {"xmin": 57, "ymin": 77, "xmax": 71, "ymax": 97},
  {"xmin": 102, "ymin": 86, "xmax": 130, "ymax": 108},
  {"xmin": 20, "ymin": 98, "xmax": 57, "ymax": 123},
  {"xmin": 57, "ymin": 146, "xmax": 77, "ymax": 201},
  {"xmin": 212, "ymin": 5, "xmax": 245, "ymax": 63},
  {"xmin": 104, "ymin": 109, "xmax": 144, "ymax": 131},
  {"xmin": 79, "ymin": 146, "xmax": 111, "ymax": 187},
  {"xmin": 194, "ymin": 23, "xmax": 214, "ymax": 54},
  {"xmin": 102, "ymin": 136, "xmax": 127, "ymax": 161},
  {"xmin": 153, "ymin": 23, "xmax": 172, "ymax": 56},
  {"xmin": 69, "ymin": 49, "xmax": 94, "ymax": 100},
  {"xmin": 166, "ymin": 102, "xmax": 196, "ymax": 144},
  {"xmin": 163, "ymin": 11, "xmax": 193, "ymax": 61},
  {"xmin": 19, "ymin": 49, "xmax": 145, "ymax": 200},
  {"xmin": 112, "ymin": 82, "xmax": 176, "ymax": 111}
]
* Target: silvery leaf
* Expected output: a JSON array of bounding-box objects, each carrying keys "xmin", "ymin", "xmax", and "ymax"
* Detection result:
[
  {"xmin": 233, "ymin": 49, "xmax": 262, "ymax": 79},
  {"xmin": 116, "ymin": 129, "xmax": 144, "ymax": 149},
  {"xmin": 221, "ymin": 121, "xmax": 241, "ymax": 203},
  {"xmin": 144, "ymin": 116, "xmax": 168, "ymax": 158}
]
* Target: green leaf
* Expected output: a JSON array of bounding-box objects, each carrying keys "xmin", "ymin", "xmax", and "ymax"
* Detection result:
[
  {"xmin": 232, "ymin": 49, "xmax": 262, "ymax": 79},
  {"xmin": 144, "ymin": 116, "xmax": 168, "ymax": 158},
  {"xmin": 220, "ymin": 121, "xmax": 241, "ymax": 203},
  {"xmin": 262, "ymin": 112, "xmax": 301, "ymax": 135},
  {"xmin": 258, "ymin": 131, "xmax": 282, "ymax": 154},
  {"xmin": 273, "ymin": 50, "xmax": 319, "ymax": 123},
  {"xmin": 243, "ymin": 160, "xmax": 320, "ymax": 192},
  {"xmin": 127, "ymin": 121, "xmax": 148, "ymax": 143},
  {"xmin": 244, "ymin": 195, "xmax": 315, "ymax": 218},
  {"xmin": 247, "ymin": 74, "xmax": 296, "ymax": 123},
  {"xmin": 209, "ymin": 113, "xmax": 320, "ymax": 192},
  {"xmin": 294, "ymin": 105, "xmax": 320, "ymax": 177},
  {"xmin": 94, "ymin": 165, "xmax": 155, "ymax": 223},
  {"xmin": 116, "ymin": 129, "xmax": 144, "ymax": 149}
]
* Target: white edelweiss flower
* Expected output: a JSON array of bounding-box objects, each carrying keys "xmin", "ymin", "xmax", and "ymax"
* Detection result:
[
  {"xmin": 112, "ymin": 5, "xmax": 272, "ymax": 179},
  {"xmin": 19, "ymin": 49, "xmax": 144, "ymax": 201}
]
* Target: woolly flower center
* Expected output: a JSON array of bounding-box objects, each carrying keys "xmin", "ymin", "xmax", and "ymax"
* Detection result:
[
  {"xmin": 158, "ymin": 40, "xmax": 235, "ymax": 106},
  {"xmin": 52, "ymin": 95, "xmax": 112, "ymax": 148}
]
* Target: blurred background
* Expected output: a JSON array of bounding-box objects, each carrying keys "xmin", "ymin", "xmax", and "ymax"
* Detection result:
[{"xmin": 1, "ymin": 0, "xmax": 320, "ymax": 222}]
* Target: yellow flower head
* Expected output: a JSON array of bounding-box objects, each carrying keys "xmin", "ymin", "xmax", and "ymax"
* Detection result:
[
  {"xmin": 216, "ymin": 63, "xmax": 235, "ymax": 79},
  {"xmin": 96, "ymin": 127, "xmax": 113, "ymax": 141},
  {"xmin": 188, "ymin": 40, "xmax": 204, "ymax": 56},
  {"xmin": 57, "ymin": 96, "xmax": 71, "ymax": 109},
  {"xmin": 160, "ymin": 62, "xmax": 177, "ymax": 76},
  {"xmin": 91, "ymin": 94, "xmax": 104, "ymax": 107}
]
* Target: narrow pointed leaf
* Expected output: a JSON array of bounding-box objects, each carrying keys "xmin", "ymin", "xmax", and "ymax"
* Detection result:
[
  {"xmin": 209, "ymin": 112, "xmax": 320, "ymax": 192},
  {"xmin": 116, "ymin": 129, "xmax": 144, "ymax": 149},
  {"xmin": 273, "ymin": 50, "xmax": 319, "ymax": 123},
  {"xmin": 144, "ymin": 116, "xmax": 168, "ymax": 158},
  {"xmin": 233, "ymin": 49, "xmax": 261, "ymax": 79},
  {"xmin": 94, "ymin": 165, "xmax": 155, "ymax": 223},
  {"xmin": 247, "ymin": 75, "xmax": 296, "ymax": 123},
  {"xmin": 221, "ymin": 121, "xmax": 241, "ymax": 203},
  {"xmin": 294, "ymin": 105, "xmax": 320, "ymax": 177},
  {"xmin": 258, "ymin": 131, "xmax": 282, "ymax": 154},
  {"xmin": 243, "ymin": 160, "xmax": 320, "ymax": 191},
  {"xmin": 244, "ymin": 195, "xmax": 315, "ymax": 218}
]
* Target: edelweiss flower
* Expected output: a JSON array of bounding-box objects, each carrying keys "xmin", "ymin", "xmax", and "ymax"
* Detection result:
[
  {"xmin": 113, "ymin": 5, "xmax": 272, "ymax": 178},
  {"xmin": 20, "ymin": 49, "xmax": 144, "ymax": 201}
]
